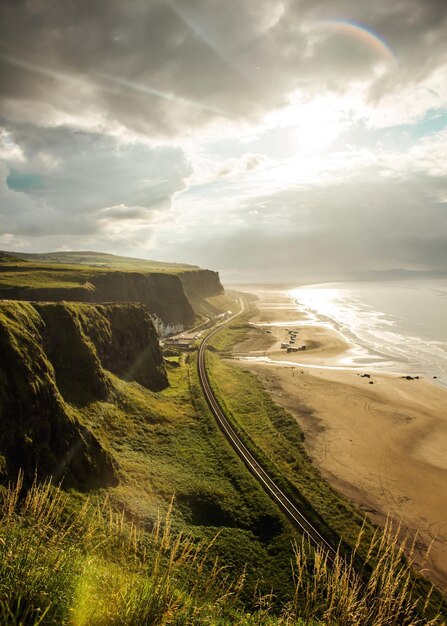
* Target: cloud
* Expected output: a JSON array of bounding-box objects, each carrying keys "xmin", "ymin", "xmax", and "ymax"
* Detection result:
[
  {"xmin": 0, "ymin": 123, "xmax": 191, "ymax": 240},
  {"xmin": 156, "ymin": 131, "xmax": 447, "ymax": 280},
  {"xmin": 1, "ymin": 0, "xmax": 446, "ymax": 138},
  {"xmin": 217, "ymin": 153, "xmax": 268, "ymax": 177},
  {"xmin": 0, "ymin": 0, "xmax": 283, "ymax": 136},
  {"xmin": 0, "ymin": 1, "xmax": 446, "ymax": 277}
]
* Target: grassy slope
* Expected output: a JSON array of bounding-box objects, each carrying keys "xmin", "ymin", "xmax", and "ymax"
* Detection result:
[
  {"xmin": 1, "ymin": 296, "xmax": 294, "ymax": 604},
  {"xmin": 76, "ymin": 359, "xmax": 298, "ymax": 604},
  {"xmin": 0, "ymin": 296, "xmax": 298, "ymax": 611},
  {"xmin": 1, "ymin": 250, "xmax": 198, "ymax": 272},
  {"xmin": 188, "ymin": 293, "xmax": 236, "ymax": 318},
  {"xmin": 206, "ymin": 312, "xmax": 371, "ymax": 559},
  {"xmin": 206, "ymin": 308, "xmax": 446, "ymax": 619},
  {"xmin": 1, "ymin": 295, "xmax": 444, "ymax": 623},
  {"xmin": 0, "ymin": 251, "xmax": 201, "ymax": 291}
]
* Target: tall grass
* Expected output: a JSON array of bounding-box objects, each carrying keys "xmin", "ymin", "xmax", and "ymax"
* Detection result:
[
  {"xmin": 0, "ymin": 474, "xmax": 82, "ymax": 624},
  {"xmin": 0, "ymin": 476, "xmax": 444, "ymax": 625},
  {"xmin": 287, "ymin": 520, "xmax": 443, "ymax": 625},
  {"xmin": 0, "ymin": 475, "xmax": 242, "ymax": 625}
]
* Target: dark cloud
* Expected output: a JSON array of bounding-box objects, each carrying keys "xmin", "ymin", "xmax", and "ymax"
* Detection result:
[
  {"xmin": 0, "ymin": 0, "xmax": 446, "ymax": 275},
  {"xmin": 1, "ymin": 0, "xmax": 446, "ymax": 135},
  {"xmin": 0, "ymin": 0, "xmax": 282, "ymax": 134}
]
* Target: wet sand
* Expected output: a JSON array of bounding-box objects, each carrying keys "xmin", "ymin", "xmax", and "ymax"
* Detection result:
[{"xmin": 229, "ymin": 287, "xmax": 447, "ymax": 591}]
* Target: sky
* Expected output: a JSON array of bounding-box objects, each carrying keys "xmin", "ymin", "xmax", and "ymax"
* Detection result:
[{"xmin": 1, "ymin": 0, "xmax": 446, "ymax": 283}]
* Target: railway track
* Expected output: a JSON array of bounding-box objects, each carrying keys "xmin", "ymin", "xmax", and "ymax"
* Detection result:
[{"xmin": 197, "ymin": 300, "xmax": 338, "ymax": 562}]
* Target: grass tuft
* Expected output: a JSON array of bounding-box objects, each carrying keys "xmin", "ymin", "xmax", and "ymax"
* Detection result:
[
  {"xmin": 287, "ymin": 519, "xmax": 443, "ymax": 625},
  {"xmin": 0, "ymin": 475, "xmax": 444, "ymax": 624},
  {"xmin": 0, "ymin": 475, "xmax": 245, "ymax": 625}
]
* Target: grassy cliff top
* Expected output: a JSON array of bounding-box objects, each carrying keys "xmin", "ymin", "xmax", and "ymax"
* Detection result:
[
  {"xmin": 0, "ymin": 250, "xmax": 201, "ymax": 290},
  {"xmin": 1, "ymin": 250, "xmax": 199, "ymax": 271}
]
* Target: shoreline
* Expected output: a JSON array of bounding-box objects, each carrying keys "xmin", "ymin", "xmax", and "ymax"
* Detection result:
[
  {"xmin": 235, "ymin": 280, "xmax": 447, "ymax": 386},
  {"xmin": 229, "ymin": 287, "xmax": 447, "ymax": 591}
]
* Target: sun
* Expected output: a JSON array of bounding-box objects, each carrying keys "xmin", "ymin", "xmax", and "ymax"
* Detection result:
[{"xmin": 266, "ymin": 93, "xmax": 351, "ymax": 156}]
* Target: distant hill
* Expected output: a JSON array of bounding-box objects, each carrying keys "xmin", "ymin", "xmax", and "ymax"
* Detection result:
[
  {"xmin": 1, "ymin": 249, "xmax": 199, "ymax": 272},
  {"xmin": 349, "ymin": 268, "xmax": 447, "ymax": 281},
  {"xmin": 0, "ymin": 251, "xmax": 26, "ymax": 263}
]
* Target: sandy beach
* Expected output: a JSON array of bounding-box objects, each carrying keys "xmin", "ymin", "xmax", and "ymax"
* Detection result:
[{"xmin": 229, "ymin": 287, "xmax": 447, "ymax": 591}]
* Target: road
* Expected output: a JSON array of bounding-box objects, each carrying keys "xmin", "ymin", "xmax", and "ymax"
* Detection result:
[{"xmin": 197, "ymin": 299, "xmax": 337, "ymax": 561}]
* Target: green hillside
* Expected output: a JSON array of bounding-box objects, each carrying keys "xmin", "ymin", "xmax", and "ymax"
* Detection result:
[
  {"xmin": 0, "ymin": 258, "xmax": 444, "ymax": 624},
  {"xmin": 0, "ymin": 250, "xmax": 197, "ymax": 292},
  {"xmin": 1, "ymin": 250, "xmax": 198, "ymax": 272},
  {"xmin": 0, "ymin": 250, "xmax": 224, "ymax": 326}
]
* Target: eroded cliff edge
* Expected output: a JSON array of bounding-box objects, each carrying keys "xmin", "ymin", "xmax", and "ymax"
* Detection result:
[
  {"xmin": 0, "ymin": 301, "xmax": 167, "ymax": 488},
  {"xmin": 0, "ymin": 265, "xmax": 224, "ymax": 326}
]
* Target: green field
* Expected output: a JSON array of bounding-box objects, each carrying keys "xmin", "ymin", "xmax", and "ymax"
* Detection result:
[
  {"xmin": 79, "ymin": 359, "xmax": 299, "ymax": 602},
  {"xmin": 0, "ymin": 294, "xmax": 444, "ymax": 623},
  {"xmin": 0, "ymin": 250, "xmax": 201, "ymax": 291},
  {"xmin": 1, "ymin": 249, "xmax": 198, "ymax": 271}
]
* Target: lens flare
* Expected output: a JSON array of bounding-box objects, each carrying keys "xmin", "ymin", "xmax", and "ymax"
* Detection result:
[
  {"xmin": 97, "ymin": 71, "xmax": 228, "ymax": 117},
  {"xmin": 0, "ymin": 53, "xmax": 228, "ymax": 118},
  {"xmin": 319, "ymin": 19, "xmax": 396, "ymax": 64}
]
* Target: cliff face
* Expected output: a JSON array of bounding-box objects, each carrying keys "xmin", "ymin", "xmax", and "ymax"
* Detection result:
[
  {"xmin": 0, "ymin": 302, "xmax": 117, "ymax": 488},
  {"xmin": 179, "ymin": 269, "xmax": 224, "ymax": 304},
  {"xmin": 0, "ymin": 284, "xmax": 92, "ymax": 303},
  {"xmin": 88, "ymin": 272, "xmax": 195, "ymax": 325},
  {"xmin": 34, "ymin": 303, "xmax": 111, "ymax": 405},
  {"xmin": 0, "ymin": 301, "xmax": 167, "ymax": 487},
  {"xmin": 0, "ymin": 268, "xmax": 224, "ymax": 326},
  {"xmin": 178, "ymin": 269, "xmax": 228, "ymax": 317},
  {"xmin": 77, "ymin": 303, "xmax": 168, "ymax": 391}
]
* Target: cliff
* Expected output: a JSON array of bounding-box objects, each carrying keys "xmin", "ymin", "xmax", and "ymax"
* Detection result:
[
  {"xmin": 178, "ymin": 269, "xmax": 223, "ymax": 306},
  {"xmin": 75, "ymin": 302, "xmax": 168, "ymax": 391},
  {"xmin": 88, "ymin": 271, "xmax": 196, "ymax": 325},
  {"xmin": 0, "ymin": 300, "xmax": 167, "ymax": 487},
  {"xmin": 0, "ymin": 266, "xmax": 224, "ymax": 326}
]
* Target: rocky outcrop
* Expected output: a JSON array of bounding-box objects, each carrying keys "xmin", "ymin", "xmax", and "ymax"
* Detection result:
[
  {"xmin": 179, "ymin": 269, "xmax": 224, "ymax": 304},
  {"xmin": 0, "ymin": 300, "xmax": 168, "ymax": 487}
]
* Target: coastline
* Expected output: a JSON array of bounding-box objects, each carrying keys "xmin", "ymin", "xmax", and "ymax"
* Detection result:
[{"xmin": 228, "ymin": 287, "xmax": 447, "ymax": 591}]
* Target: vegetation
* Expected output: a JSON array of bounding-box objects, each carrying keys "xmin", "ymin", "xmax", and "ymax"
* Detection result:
[
  {"xmin": 207, "ymin": 319, "xmax": 254, "ymax": 353},
  {"xmin": 0, "ymin": 250, "xmax": 206, "ymax": 313},
  {"xmin": 206, "ymin": 312, "xmax": 370, "ymax": 553},
  {"xmin": 80, "ymin": 360, "xmax": 298, "ymax": 604},
  {"xmin": 0, "ymin": 475, "xmax": 244, "ymax": 625},
  {"xmin": 0, "ymin": 476, "xmax": 442, "ymax": 625},
  {"xmin": 0, "ymin": 263, "xmax": 195, "ymax": 291},
  {"xmin": 0, "ymin": 301, "xmax": 117, "ymax": 488},
  {"xmin": 206, "ymin": 350, "xmax": 366, "ymax": 553},
  {"xmin": 204, "ymin": 312, "xmax": 446, "ymax": 620},
  {"xmin": 189, "ymin": 292, "xmax": 238, "ymax": 318},
  {"xmin": 0, "ymin": 250, "xmax": 223, "ymax": 327},
  {"xmin": 0, "ymin": 249, "xmax": 198, "ymax": 273},
  {"xmin": 0, "ymin": 289, "xmax": 445, "ymax": 622},
  {"xmin": 0, "ymin": 300, "xmax": 298, "ymax": 603}
]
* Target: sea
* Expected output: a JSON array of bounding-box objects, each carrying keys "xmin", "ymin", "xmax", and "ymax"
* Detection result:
[{"xmin": 288, "ymin": 279, "xmax": 447, "ymax": 387}]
